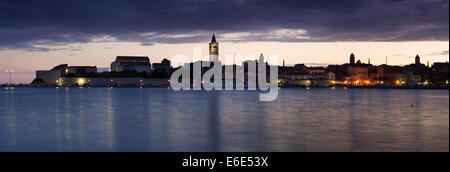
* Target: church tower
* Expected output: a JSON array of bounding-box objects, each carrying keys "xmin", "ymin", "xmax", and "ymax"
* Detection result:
[
  {"xmin": 209, "ymin": 33, "xmax": 219, "ymax": 62},
  {"xmin": 350, "ymin": 53, "xmax": 355, "ymax": 64},
  {"xmin": 415, "ymin": 55, "xmax": 421, "ymax": 65}
]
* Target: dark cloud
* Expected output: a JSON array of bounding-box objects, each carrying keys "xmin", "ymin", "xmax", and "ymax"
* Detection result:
[{"xmin": 0, "ymin": 0, "xmax": 448, "ymax": 50}]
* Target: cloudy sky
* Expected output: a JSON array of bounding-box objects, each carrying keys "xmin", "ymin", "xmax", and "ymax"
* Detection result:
[{"xmin": 0, "ymin": 0, "xmax": 449, "ymax": 83}]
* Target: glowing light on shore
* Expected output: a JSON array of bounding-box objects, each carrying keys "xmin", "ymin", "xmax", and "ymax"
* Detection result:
[{"xmin": 78, "ymin": 78, "xmax": 86, "ymax": 86}]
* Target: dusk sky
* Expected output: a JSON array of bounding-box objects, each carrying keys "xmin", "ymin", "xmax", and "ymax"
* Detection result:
[{"xmin": 0, "ymin": 0, "xmax": 449, "ymax": 83}]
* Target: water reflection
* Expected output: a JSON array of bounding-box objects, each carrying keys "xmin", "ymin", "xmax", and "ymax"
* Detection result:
[
  {"xmin": 105, "ymin": 88, "xmax": 115, "ymax": 151},
  {"xmin": 208, "ymin": 91, "xmax": 220, "ymax": 152},
  {"xmin": 0, "ymin": 89, "xmax": 17, "ymax": 150},
  {"xmin": 0, "ymin": 88, "xmax": 448, "ymax": 152}
]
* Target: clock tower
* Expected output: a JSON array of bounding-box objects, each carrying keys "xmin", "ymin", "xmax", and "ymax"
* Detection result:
[{"xmin": 209, "ymin": 33, "xmax": 219, "ymax": 62}]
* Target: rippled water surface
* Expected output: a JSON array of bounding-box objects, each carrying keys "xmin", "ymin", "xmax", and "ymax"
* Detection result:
[{"xmin": 0, "ymin": 88, "xmax": 448, "ymax": 152}]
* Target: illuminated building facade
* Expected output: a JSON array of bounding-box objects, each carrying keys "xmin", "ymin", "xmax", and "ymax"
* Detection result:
[{"xmin": 36, "ymin": 64, "xmax": 97, "ymax": 86}]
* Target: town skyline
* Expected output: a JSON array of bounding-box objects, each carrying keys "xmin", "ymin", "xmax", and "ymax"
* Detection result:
[
  {"xmin": 1, "ymin": 40, "xmax": 448, "ymax": 84},
  {"xmin": 1, "ymin": 0, "xmax": 448, "ymax": 84}
]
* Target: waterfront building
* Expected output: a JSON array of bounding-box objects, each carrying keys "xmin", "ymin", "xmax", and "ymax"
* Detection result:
[
  {"xmin": 35, "ymin": 64, "xmax": 97, "ymax": 86},
  {"xmin": 376, "ymin": 65, "xmax": 407, "ymax": 85},
  {"xmin": 280, "ymin": 70, "xmax": 310, "ymax": 87},
  {"xmin": 407, "ymin": 71, "xmax": 422, "ymax": 86},
  {"xmin": 306, "ymin": 67, "xmax": 326, "ymax": 75},
  {"xmin": 111, "ymin": 56, "xmax": 152, "ymax": 74},
  {"xmin": 431, "ymin": 62, "xmax": 449, "ymax": 86},
  {"xmin": 368, "ymin": 67, "xmax": 378, "ymax": 83},
  {"xmin": 327, "ymin": 72, "xmax": 336, "ymax": 81},
  {"xmin": 36, "ymin": 64, "xmax": 67, "ymax": 86},
  {"xmin": 347, "ymin": 65, "xmax": 370, "ymax": 81},
  {"xmin": 152, "ymin": 59, "xmax": 172, "ymax": 78},
  {"xmin": 327, "ymin": 65, "xmax": 348, "ymax": 81},
  {"xmin": 432, "ymin": 62, "xmax": 449, "ymax": 73},
  {"xmin": 282, "ymin": 70, "xmax": 309, "ymax": 80},
  {"xmin": 65, "ymin": 66, "xmax": 97, "ymax": 75},
  {"xmin": 280, "ymin": 68, "xmax": 331, "ymax": 87}
]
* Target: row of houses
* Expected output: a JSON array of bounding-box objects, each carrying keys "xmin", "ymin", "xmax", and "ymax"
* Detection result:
[{"xmin": 279, "ymin": 54, "xmax": 449, "ymax": 87}]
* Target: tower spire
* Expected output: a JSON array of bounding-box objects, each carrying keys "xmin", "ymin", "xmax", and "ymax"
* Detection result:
[{"xmin": 211, "ymin": 33, "xmax": 217, "ymax": 43}]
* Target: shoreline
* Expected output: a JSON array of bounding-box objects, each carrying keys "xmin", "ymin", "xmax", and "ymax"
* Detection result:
[
  {"xmin": 1, "ymin": 85, "xmax": 449, "ymax": 90},
  {"xmin": 282, "ymin": 85, "xmax": 449, "ymax": 90}
]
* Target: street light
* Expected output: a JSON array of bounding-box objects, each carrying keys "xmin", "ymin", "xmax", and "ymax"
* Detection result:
[{"xmin": 5, "ymin": 69, "xmax": 14, "ymax": 86}]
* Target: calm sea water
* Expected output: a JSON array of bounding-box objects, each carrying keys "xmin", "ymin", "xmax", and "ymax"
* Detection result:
[{"xmin": 0, "ymin": 88, "xmax": 448, "ymax": 152}]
